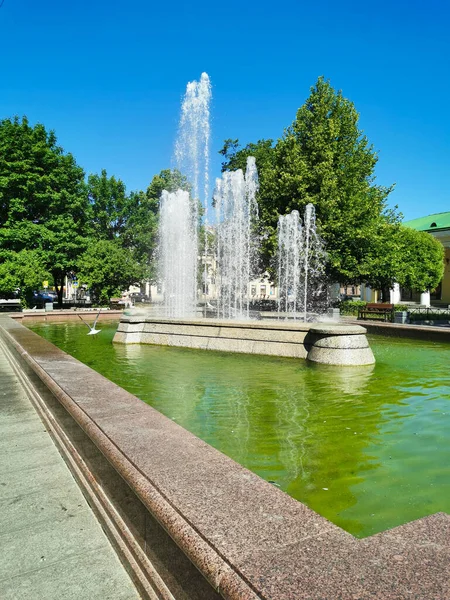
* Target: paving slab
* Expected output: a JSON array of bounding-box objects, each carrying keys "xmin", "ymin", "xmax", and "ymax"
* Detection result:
[
  {"xmin": 1, "ymin": 547, "xmax": 140, "ymax": 600},
  {"xmin": 0, "ymin": 342, "xmax": 140, "ymax": 600}
]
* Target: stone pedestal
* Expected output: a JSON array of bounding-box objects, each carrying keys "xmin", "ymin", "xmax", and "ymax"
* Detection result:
[{"xmin": 306, "ymin": 324, "xmax": 375, "ymax": 366}]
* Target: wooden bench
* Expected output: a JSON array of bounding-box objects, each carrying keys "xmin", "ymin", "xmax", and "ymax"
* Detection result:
[
  {"xmin": 109, "ymin": 297, "xmax": 127, "ymax": 310},
  {"xmin": 358, "ymin": 303, "xmax": 394, "ymax": 322}
]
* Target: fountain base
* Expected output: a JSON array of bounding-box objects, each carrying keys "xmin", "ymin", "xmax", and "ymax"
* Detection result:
[{"xmin": 114, "ymin": 317, "xmax": 375, "ymax": 366}]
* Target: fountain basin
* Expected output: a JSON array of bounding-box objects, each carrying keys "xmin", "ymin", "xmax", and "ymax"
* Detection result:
[{"xmin": 114, "ymin": 317, "xmax": 375, "ymax": 366}]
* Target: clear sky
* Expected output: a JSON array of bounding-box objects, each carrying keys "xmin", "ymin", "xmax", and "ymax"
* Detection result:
[{"xmin": 0, "ymin": 0, "xmax": 449, "ymax": 221}]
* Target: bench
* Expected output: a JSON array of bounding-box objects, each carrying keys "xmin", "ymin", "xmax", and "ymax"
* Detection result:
[
  {"xmin": 109, "ymin": 297, "xmax": 127, "ymax": 310},
  {"xmin": 358, "ymin": 303, "xmax": 394, "ymax": 323}
]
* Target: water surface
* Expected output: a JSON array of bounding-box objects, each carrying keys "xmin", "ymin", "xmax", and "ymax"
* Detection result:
[{"xmin": 29, "ymin": 321, "xmax": 450, "ymax": 537}]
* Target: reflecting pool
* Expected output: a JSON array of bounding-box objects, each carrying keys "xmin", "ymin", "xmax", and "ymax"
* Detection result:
[{"xmin": 29, "ymin": 320, "xmax": 450, "ymax": 538}]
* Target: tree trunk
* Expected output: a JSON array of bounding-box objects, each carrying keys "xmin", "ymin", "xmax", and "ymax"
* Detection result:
[
  {"xmin": 52, "ymin": 272, "xmax": 64, "ymax": 308},
  {"xmin": 381, "ymin": 286, "xmax": 390, "ymax": 303}
]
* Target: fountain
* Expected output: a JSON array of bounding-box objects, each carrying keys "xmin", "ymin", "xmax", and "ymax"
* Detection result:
[
  {"xmin": 115, "ymin": 73, "xmax": 374, "ymax": 366},
  {"xmin": 158, "ymin": 72, "xmax": 212, "ymax": 318},
  {"xmin": 158, "ymin": 189, "xmax": 197, "ymax": 318},
  {"xmin": 214, "ymin": 156, "xmax": 259, "ymax": 319},
  {"xmin": 277, "ymin": 204, "xmax": 327, "ymax": 321}
]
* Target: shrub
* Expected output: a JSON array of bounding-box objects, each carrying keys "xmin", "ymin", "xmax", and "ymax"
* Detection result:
[
  {"xmin": 338, "ymin": 301, "xmax": 410, "ymax": 317},
  {"xmin": 394, "ymin": 304, "xmax": 408, "ymax": 312},
  {"xmin": 338, "ymin": 299, "xmax": 366, "ymax": 316}
]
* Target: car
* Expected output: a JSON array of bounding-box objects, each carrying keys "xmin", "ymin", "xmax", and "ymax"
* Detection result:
[
  {"xmin": 33, "ymin": 291, "xmax": 57, "ymax": 307},
  {"xmin": 129, "ymin": 292, "xmax": 149, "ymax": 303}
]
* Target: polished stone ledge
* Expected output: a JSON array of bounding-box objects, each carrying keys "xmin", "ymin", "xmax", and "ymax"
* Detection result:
[{"xmin": 0, "ymin": 315, "xmax": 447, "ymax": 600}]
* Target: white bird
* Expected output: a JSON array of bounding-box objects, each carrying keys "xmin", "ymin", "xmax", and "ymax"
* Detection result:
[{"xmin": 78, "ymin": 309, "xmax": 102, "ymax": 335}]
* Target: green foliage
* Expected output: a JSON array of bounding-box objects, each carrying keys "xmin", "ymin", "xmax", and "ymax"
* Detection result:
[
  {"xmin": 339, "ymin": 300, "xmax": 410, "ymax": 316},
  {"xmin": 0, "ymin": 116, "xmax": 195, "ymax": 304},
  {"xmin": 0, "ymin": 249, "xmax": 50, "ymax": 305},
  {"xmin": 0, "ymin": 116, "xmax": 89, "ymax": 303},
  {"xmin": 87, "ymin": 169, "xmax": 128, "ymax": 240},
  {"xmin": 220, "ymin": 77, "xmax": 399, "ymax": 284},
  {"xmin": 219, "ymin": 138, "xmax": 274, "ymax": 174},
  {"xmin": 363, "ymin": 225, "xmax": 444, "ymax": 294},
  {"xmin": 394, "ymin": 304, "xmax": 409, "ymax": 312},
  {"xmin": 77, "ymin": 240, "xmax": 147, "ymax": 305},
  {"xmin": 81, "ymin": 167, "xmax": 188, "ymax": 292},
  {"xmin": 338, "ymin": 299, "xmax": 366, "ymax": 316},
  {"xmin": 361, "ymin": 222, "xmax": 403, "ymax": 291},
  {"xmin": 394, "ymin": 227, "xmax": 444, "ymax": 292},
  {"xmin": 146, "ymin": 168, "xmax": 190, "ymax": 198},
  {"xmin": 220, "ymin": 78, "xmax": 444, "ymax": 294},
  {"xmin": 86, "ymin": 169, "xmax": 154, "ymax": 285}
]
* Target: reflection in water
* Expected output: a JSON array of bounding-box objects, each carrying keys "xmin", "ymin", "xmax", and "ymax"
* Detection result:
[
  {"xmin": 29, "ymin": 322, "xmax": 450, "ymax": 538},
  {"xmin": 325, "ymin": 364, "xmax": 375, "ymax": 396},
  {"xmin": 275, "ymin": 384, "xmax": 311, "ymax": 486},
  {"xmin": 229, "ymin": 387, "xmax": 251, "ymax": 464}
]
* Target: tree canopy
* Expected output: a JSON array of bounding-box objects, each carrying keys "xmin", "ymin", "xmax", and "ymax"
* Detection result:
[
  {"xmin": 394, "ymin": 227, "xmax": 444, "ymax": 292},
  {"xmin": 77, "ymin": 239, "xmax": 147, "ymax": 305},
  {"xmin": 220, "ymin": 77, "xmax": 402, "ymax": 286},
  {"xmin": 0, "ymin": 249, "xmax": 50, "ymax": 304},
  {"xmin": 0, "ymin": 116, "xmax": 89, "ymax": 304}
]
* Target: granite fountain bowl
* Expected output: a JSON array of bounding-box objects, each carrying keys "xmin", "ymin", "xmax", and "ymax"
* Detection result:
[{"xmin": 114, "ymin": 317, "xmax": 376, "ymax": 366}]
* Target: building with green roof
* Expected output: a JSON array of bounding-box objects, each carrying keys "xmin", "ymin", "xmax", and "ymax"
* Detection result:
[{"xmin": 403, "ymin": 211, "xmax": 450, "ymax": 305}]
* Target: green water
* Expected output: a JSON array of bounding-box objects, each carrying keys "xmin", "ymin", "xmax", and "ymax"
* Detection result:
[{"xmin": 29, "ymin": 321, "xmax": 450, "ymax": 538}]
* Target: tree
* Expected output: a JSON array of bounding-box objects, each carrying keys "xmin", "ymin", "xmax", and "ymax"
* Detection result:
[
  {"xmin": 146, "ymin": 168, "xmax": 191, "ymax": 198},
  {"xmin": 219, "ymin": 138, "xmax": 274, "ymax": 173},
  {"xmin": 220, "ymin": 78, "xmax": 399, "ymax": 285},
  {"xmin": 87, "ymin": 169, "xmax": 128, "ymax": 240},
  {"xmin": 0, "ymin": 116, "xmax": 89, "ymax": 305},
  {"xmin": 77, "ymin": 240, "xmax": 147, "ymax": 305},
  {"xmin": 0, "ymin": 250, "xmax": 50, "ymax": 305},
  {"xmin": 361, "ymin": 222, "xmax": 405, "ymax": 300},
  {"xmin": 346, "ymin": 224, "xmax": 444, "ymax": 300},
  {"xmin": 395, "ymin": 227, "xmax": 444, "ymax": 292}
]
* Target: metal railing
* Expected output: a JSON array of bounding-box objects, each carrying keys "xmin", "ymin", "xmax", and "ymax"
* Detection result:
[{"xmin": 407, "ymin": 307, "xmax": 450, "ymax": 321}]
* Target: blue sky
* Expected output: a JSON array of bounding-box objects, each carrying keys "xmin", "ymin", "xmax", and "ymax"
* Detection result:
[{"xmin": 0, "ymin": 0, "xmax": 449, "ymax": 221}]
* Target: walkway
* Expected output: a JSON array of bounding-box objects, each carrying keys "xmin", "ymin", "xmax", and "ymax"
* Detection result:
[{"xmin": 0, "ymin": 339, "xmax": 141, "ymax": 600}]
